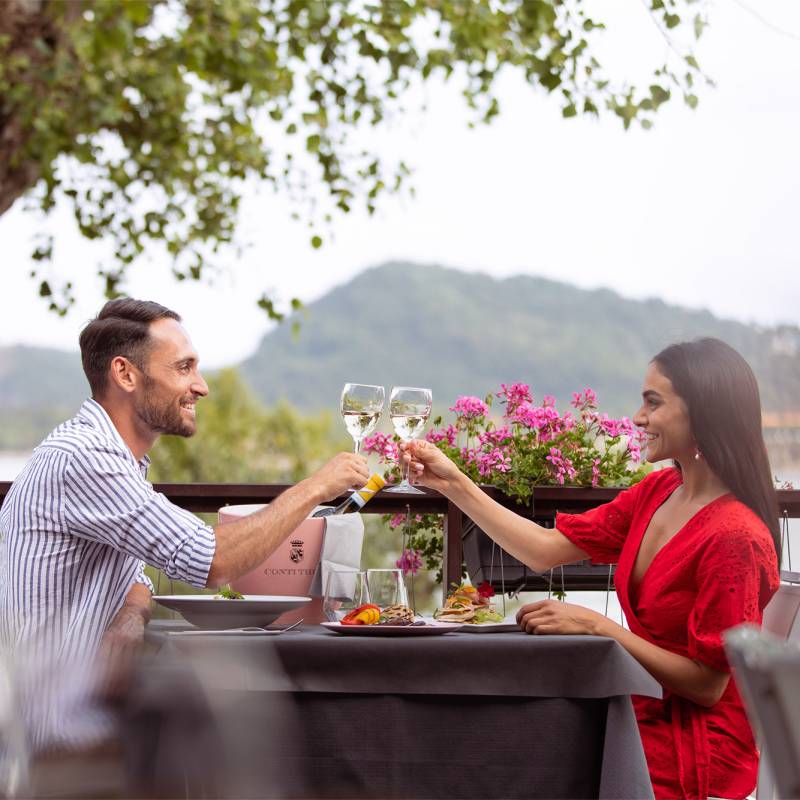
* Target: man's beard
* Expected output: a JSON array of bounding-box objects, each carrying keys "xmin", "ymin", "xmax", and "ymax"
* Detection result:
[{"xmin": 136, "ymin": 374, "xmax": 196, "ymax": 437}]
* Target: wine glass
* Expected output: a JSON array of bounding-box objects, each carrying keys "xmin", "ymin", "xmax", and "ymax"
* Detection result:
[
  {"xmin": 366, "ymin": 569, "xmax": 409, "ymax": 610},
  {"xmin": 384, "ymin": 386, "xmax": 432, "ymax": 494},
  {"xmin": 323, "ymin": 569, "xmax": 371, "ymax": 622},
  {"xmin": 340, "ymin": 383, "xmax": 385, "ymax": 454}
]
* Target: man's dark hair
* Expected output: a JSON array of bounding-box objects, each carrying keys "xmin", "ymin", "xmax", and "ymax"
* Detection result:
[{"xmin": 79, "ymin": 298, "xmax": 180, "ymax": 397}]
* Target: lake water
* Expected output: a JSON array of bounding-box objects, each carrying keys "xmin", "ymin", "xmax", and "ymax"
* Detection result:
[{"xmin": 0, "ymin": 452, "xmax": 30, "ymax": 480}]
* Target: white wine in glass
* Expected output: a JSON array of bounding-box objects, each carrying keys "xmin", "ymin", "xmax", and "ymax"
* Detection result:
[
  {"xmin": 385, "ymin": 386, "xmax": 432, "ymax": 494},
  {"xmin": 340, "ymin": 383, "xmax": 385, "ymax": 454}
]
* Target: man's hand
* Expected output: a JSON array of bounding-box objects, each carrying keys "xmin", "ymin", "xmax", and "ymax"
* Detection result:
[
  {"xmin": 308, "ymin": 452, "xmax": 370, "ymax": 502},
  {"xmin": 516, "ymin": 599, "xmax": 611, "ymax": 636},
  {"xmin": 207, "ymin": 452, "xmax": 370, "ymax": 588},
  {"xmin": 98, "ymin": 582, "xmax": 151, "ymax": 699}
]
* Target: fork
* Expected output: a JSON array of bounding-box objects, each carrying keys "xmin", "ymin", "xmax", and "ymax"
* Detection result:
[{"xmin": 172, "ymin": 619, "xmax": 304, "ymax": 636}]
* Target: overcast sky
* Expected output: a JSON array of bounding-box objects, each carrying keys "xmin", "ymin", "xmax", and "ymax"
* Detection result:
[{"xmin": 1, "ymin": 0, "xmax": 798, "ymax": 368}]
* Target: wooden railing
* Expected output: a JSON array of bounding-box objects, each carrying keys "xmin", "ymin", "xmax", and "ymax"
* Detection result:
[{"xmin": 3, "ymin": 480, "xmax": 799, "ymax": 593}]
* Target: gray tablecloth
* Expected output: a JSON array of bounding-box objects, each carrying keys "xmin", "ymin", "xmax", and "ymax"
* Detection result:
[{"xmin": 128, "ymin": 625, "xmax": 661, "ymax": 799}]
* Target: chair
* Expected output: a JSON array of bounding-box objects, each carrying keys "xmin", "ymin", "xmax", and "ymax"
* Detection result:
[
  {"xmin": 0, "ymin": 654, "xmax": 30, "ymax": 798},
  {"xmin": 754, "ymin": 582, "xmax": 800, "ymax": 799},
  {"xmin": 724, "ymin": 624, "xmax": 800, "ymax": 800},
  {"xmin": 762, "ymin": 581, "xmax": 800, "ymax": 639}
]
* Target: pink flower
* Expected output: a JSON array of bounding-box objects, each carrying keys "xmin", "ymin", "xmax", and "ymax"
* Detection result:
[
  {"xmin": 542, "ymin": 394, "xmax": 556, "ymax": 408},
  {"xmin": 427, "ymin": 424, "xmax": 458, "ymax": 446},
  {"xmin": 497, "ymin": 383, "xmax": 532, "ymax": 414},
  {"xmin": 450, "ymin": 396, "xmax": 489, "ymax": 420},
  {"xmin": 510, "ymin": 403, "xmax": 561, "ymax": 432},
  {"xmin": 476, "ymin": 447, "xmax": 512, "ymax": 477},
  {"xmin": 591, "ymin": 458, "xmax": 601, "ymax": 487},
  {"xmin": 362, "ymin": 432, "xmax": 398, "ymax": 461},
  {"xmin": 571, "ymin": 387, "xmax": 598, "ymax": 410},
  {"xmin": 396, "ymin": 548, "xmax": 423, "ymax": 576},
  {"xmin": 478, "ymin": 426, "xmax": 511, "ymax": 446},
  {"xmin": 627, "ymin": 428, "xmax": 647, "ymax": 464},
  {"xmin": 389, "ymin": 513, "xmax": 407, "ymax": 529},
  {"xmin": 545, "ymin": 447, "xmax": 577, "ymax": 485},
  {"xmin": 598, "ymin": 414, "xmax": 636, "ymax": 440}
]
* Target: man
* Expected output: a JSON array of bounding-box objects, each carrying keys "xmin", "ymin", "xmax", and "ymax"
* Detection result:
[{"xmin": 0, "ymin": 298, "xmax": 369, "ymax": 759}]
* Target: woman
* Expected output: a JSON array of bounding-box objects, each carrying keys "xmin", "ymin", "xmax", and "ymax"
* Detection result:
[{"xmin": 405, "ymin": 338, "xmax": 780, "ymax": 800}]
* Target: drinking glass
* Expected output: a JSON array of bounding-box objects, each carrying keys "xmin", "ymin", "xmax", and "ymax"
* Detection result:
[
  {"xmin": 366, "ymin": 568, "xmax": 409, "ymax": 609},
  {"xmin": 323, "ymin": 569, "xmax": 371, "ymax": 622},
  {"xmin": 340, "ymin": 383, "xmax": 385, "ymax": 454},
  {"xmin": 384, "ymin": 386, "xmax": 432, "ymax": 494}
]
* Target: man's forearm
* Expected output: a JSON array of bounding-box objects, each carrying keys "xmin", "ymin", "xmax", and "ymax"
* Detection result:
[
  {"xmin": 119, "ymin": 581, "xmax": 152, "ymax": 623},
  {"xmin": 206, "ymin": 476, "xmax": 324, "ymax": 588}
]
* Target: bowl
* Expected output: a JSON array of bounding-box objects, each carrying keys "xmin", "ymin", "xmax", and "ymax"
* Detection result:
[{"xmin": 153, "ymin": 594, "xmax": 311, "ymax": 629}]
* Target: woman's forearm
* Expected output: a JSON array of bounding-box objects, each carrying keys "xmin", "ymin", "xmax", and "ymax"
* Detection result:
[
  {"xmin": 446, "ymin": 472, "xmax": 588, "ymax": 572},
  {"xmin": 596, "ymin": 616, "xmax": 729, "ymax": 707}
]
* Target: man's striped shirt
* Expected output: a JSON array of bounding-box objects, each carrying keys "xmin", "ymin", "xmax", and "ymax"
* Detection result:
[{"xmin": 0, "ymin": 398, "xmax": 216, "ymax": 753}]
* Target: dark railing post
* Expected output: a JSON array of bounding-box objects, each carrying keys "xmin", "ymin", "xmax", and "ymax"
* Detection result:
[{"xmin": 442, "ymin": 499, "xmax": 464, "ymax": 604}]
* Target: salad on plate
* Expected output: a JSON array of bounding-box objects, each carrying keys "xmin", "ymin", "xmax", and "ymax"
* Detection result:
[{"xmin": 433, "ymin": 582, "xmax": 504, "ymax": 625}]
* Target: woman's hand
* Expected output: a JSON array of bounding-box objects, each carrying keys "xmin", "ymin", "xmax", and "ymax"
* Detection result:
[
  {"xmin": 516, "ymin": 599, "xmax": 613, "ymax": 636},
  {"xmin": 401, "ymin": 439, "xmax": 464, "ymax": 495}
]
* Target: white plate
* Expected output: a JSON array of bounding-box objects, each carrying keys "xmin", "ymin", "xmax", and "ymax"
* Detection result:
[
  {"xmin": 153, "ymin": 595, "xmax": 310, "ymax": 630},
  {"xmin": 458, "ymin": 621, "xmax": 521, "ymax": 633},
  {"xmin": 320, "ymin": 621, "xmax": 463, "ymax": 636}
]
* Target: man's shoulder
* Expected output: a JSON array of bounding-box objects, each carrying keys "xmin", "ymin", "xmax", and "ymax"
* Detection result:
[{"xmin": 38, "ymin": 411, "xmax": 130, "ymax": 462}]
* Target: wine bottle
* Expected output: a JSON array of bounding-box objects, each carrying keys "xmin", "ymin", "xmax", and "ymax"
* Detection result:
[{"xmin": 312, "ymin": 473, "xmax": 386, "ymax": 517}]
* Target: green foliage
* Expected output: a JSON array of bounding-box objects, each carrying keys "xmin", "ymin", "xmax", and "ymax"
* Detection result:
[
  {"xmin": 1, "ymin": 0, "xmax": 709, "ymax": 314},
  {"xmin": 148, "ymin": 367, "xmax": 350, "ymax": 483}
]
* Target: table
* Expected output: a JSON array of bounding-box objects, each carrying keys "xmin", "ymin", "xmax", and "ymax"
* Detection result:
[{"xmin": 126, "ymin": 624, "xmax": 660, "ymax": 799}]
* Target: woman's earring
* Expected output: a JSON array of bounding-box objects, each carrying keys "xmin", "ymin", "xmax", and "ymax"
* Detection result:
[{"xmin": 694, "ymin": 449, "xmax": 702, "ymax": 461}]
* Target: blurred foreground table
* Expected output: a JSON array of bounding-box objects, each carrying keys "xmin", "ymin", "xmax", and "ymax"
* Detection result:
[{"xmin": 127, "ymin": 624, "xmax": 660, "ymax": 799}]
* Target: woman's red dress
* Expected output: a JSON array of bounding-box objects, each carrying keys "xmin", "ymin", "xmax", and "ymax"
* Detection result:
[{"xmin": 556, "ymin": 467, "xmax": 779, "ymax": 800}]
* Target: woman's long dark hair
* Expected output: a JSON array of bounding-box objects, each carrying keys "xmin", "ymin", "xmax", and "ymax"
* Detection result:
[{"xmin": 653, "ymin": 338, "xmax": 780, "ymax": 559}]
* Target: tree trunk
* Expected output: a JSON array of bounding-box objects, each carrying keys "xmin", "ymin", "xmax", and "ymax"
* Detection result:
[
  {"xmin": 0, "ymin": 117, "xmax": 40, "ymax": 216},
  {"xmin": 0, "ymin": 0, "xmax": 71, "ymax": 217}
]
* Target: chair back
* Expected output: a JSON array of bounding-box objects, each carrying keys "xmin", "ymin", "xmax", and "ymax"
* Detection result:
[
  {"xmin": 762, "ymin": 583, "xmax": 800, "ymax": 640},
  {"xmin": 755, "ymin": 583, "xmax": 800, "ymax": 799},
  {"xmin": 0, "ymin": 654, "xmax": 30, "ymax": 797},
  {"xmin": 725, "ymin": 625, "xmax": 800, "ymax": 800}
]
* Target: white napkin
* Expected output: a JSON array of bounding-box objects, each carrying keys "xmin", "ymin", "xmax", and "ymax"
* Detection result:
[{"xmin": 308, "ymin": 511, "xmax": 365, "ymax": 597}]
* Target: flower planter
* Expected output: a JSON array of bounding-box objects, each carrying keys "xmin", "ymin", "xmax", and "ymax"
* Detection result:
[{"xmin": 462, "ymin": 516, "xmax": 616, "ymax": 593}]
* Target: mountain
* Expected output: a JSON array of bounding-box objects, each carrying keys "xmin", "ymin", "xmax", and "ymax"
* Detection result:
[
  {"xmin": 0, "ymin": 345, "xmax": 87, "ymax": 449},
  {"xmin": 241, "ymin": 262, "xmax": 800, "ymax": 417},
  {"xmin": 2, "ymin": 263, "xmax": 799, "ymax": 449}
]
